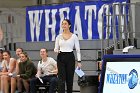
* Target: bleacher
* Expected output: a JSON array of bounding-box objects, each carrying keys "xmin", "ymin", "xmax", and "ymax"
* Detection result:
[
  {"xmin": 5, "ymin": 38, "xmax": 139, "ymax": 93},
  {"xmin": 113, "ymin": 38, "xmax": 140, "ymax": 54},
  {"xmin": 10, "ymin": 39, "xmax": 113, "ymax": 92}
]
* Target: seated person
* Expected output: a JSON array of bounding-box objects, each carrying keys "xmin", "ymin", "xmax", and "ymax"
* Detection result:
[
  {"xmin": 0, "ymin": 50, "xmax": 17, "ymax": 93},
  {"xmin": 17, "ymin": 52, "xmax": 37, "ymax": 93},
  {"xmin": 30, "ymin": 48, "xmax": 58, "ymax": 93},
  {"xmin": 0, "ymin": 50, "xmax": 3, "ymax": 93},
  {"xmin": 97, "ymin": 60, "xmax": 102, "ymax": 82}
]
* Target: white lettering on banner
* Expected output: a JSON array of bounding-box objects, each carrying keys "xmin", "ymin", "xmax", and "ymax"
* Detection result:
[
  {"xmin": 97, "ymin": 2, "xmax": 126, "ymax": 39},
  {"xmin": 121, "ymin": 2, "xmax": 127, "ymax": 39},
  {"xmin": 108, "ymin": 2, "xmax": 127, "ymax": 39},
  {"xmin": 73, "ymin": 6, "xmax": 83, "ymax": 39},
  {"xmin": 28, "ymin": 10, "xmax": 43, "ymax": 41},
  {"xmin": 98, "ymin": 4, "xmax": 104, "ymax": 39},
  {"xmin": 112, "ymin": 2, "xmax": 120, "ymax": 40},
  {"xmin": 104, "ymin": 5, "xmax": 112, "ymax": 39},
  {"xmin": 59, "ymin": 7, "xmax": 70, "ymax": 34},
  {"xmin": 45, "ymin": 9, "xmax": 57, "ymax": 41},
  {"xmin": 98, "ymin": 4, "xmax": 114, "ymax": 39},
  {"xmin": 85, "ymin": 5, "xmax": 96, "ymax": 39},
  {"xmin": 27, "ymin": 1, "xmax": 128, "ymax": 41}
]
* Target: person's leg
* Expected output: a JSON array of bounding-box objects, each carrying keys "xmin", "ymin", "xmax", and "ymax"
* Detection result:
[
  {"xmin": 1, "ymin": 75, "xmax": 4, "ymax": 93},
  {"xmin": 48, "ymin": 76, "xmax": 58, "ymax": 93},
  {"xmin": 66, "ymin": 52, "xmax": 75, "ymax": 93},
  {"xmin": 17, "ymin": 77, "xmax": 23, "ymax": 92},
  {"xmin": 57, "ymin": 53, "xmax": 66, "ymax": 93},
  {"xmin": 11, "ymin": 77, "xmax": 16, "ymax": 93},
  {"xmin": 3, "ymin": 75, "xmax": 10, "ymax": 93},
  {"xmin": 0, "ymin": 76, "xmax": 1, "ymax": 93},
  {"xmin": 22, "ymin": 79, "xmax": 29, "ymax": 93},
  {"xmin": 30, "ymin": 78, "xmax": 38, "ymax": 93}
]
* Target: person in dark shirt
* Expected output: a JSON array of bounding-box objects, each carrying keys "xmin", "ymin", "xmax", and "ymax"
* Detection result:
[{"xmin": 16, "ymin": 52, "xmax": 36, "ymax": 93}]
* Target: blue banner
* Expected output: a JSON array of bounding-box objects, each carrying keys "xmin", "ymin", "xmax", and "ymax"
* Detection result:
[{"xmin": 26, "ymin": 0, "xmax": 129, "ymax": 42}]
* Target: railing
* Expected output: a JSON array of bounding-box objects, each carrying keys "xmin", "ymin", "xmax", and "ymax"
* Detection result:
[
  {"xmin": 0, "ymin": 9, "xmax": 25, "ymax": 50},
  {"xmin": 101, "ymin": 3, "xmax": 137, "ymax": 57},
  {"xmin": 0, "ymin": 23, "xmax": 15, "ymax": 50}
]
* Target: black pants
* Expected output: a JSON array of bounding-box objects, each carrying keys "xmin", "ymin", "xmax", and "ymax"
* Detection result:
[
  {"xmin": 30, "ymin": 75, "xmax": 58, "ymax": 93},
  {"xmin": 57, "ymin": 52, "xmax": 75, "ymax": 93}
]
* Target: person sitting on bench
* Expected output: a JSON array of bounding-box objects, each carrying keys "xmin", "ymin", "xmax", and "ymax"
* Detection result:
[
  {"xmin": 16, "ymin": 52, "xmax": 37, "ymax": 93},
  {"xmin": 30, "ymin": 48, "xmax": 58, "ymax": 93}
]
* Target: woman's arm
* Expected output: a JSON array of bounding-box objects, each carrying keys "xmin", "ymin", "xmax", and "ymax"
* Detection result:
[
  {"xmin": 48, "ymin": 58, "xmax": 58, "ymax": 74},
  {"xmin": 36, "ymin": 70, "xmax": 42, "ymax": 77},
  {"xmin": 9, "ymin": 58, "xmax": 16, "ymax": 73},
  {"xmin": 54, "ymin": 35, "xmax": 59, "ymax": 53},
  {"xmin": 74, "ymin": 35, "xmax": 81, "ymax": 62},
  {"xmin": 19, "ymin": 62, "xmax": 35, "ymax": 79},
  {"xmin": 16, "ymin": 62, "xmax": 19, "ymax": 74},
  {"xmin": 36, "ymin": 61, "xmax": 42, "ymax": 77},
  {"xmin": 74, "ymin": 35, "xmax": 82, "ymax": 68},
  {"xmin": 51, "ymin": 63, "xmax": 58, "ymax": 74},
  {"xmin": 0, "ymin": 60, "xmax": 10, "ymax": 75}
]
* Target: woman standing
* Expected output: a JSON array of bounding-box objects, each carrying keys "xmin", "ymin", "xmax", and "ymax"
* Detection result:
[{"xmin": 54, "ymin": 19, "xmax": 82, "ymax": 93}]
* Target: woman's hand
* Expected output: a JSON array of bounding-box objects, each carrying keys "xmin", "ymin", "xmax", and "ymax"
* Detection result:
[
  {"xmin": 77, "ymin": 62, "xmax": 82, "ymax": 68},
  {"xmin": 8, "ymin": 73, "xmax": 13, "ymax": 77},
  {"xmin": 54, "ymin": 49, "xmax": 59, "ymax": 53},
  {"xmin": 35, "ymin": 74, "xmax": 40, "ymax": 78},
  {"xmin": 17, "ymin": 75, "xmax": 20, "ymax": 77}
]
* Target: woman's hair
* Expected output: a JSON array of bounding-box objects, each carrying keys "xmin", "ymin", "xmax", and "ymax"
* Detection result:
[
  {"xmin": 21, "ymin": 51, "xmax": 31, "ymax": 61},
  {"xmin": 40, "ymin": 48, "xmax": 48, "ymax": 57},
  {"xmin": 16, "ymin": 47, "xmax": 24, "ymax": 52},
  {"xmin": 43, "ymin": 48, "xmax": 48, "ymax": 53},
  {"xmin": 63, "ymin": 19, "xmax": 71, "ymax": 25},
  {"xmin": 63, "ymin": 19, "xmax": 71, "ymax": 29},
  {"xmin": 3, "ymin": 50, "xmax": 11, "ymax": 57},
  {"xmin": 0, "ymin": 50, "xmax": 3, "ymax": 54},
  {"xmin": 21, "ymin": 52, "xmax": 28, "ymax": 58}
]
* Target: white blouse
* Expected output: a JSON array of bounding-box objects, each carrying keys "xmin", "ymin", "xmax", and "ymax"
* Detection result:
[
  {"xmin": 38, "ymin": 57, "xmax": 57, "ymax": 76},
  {"xmin": 1, "ymin": 58, "xmax": 16, "ymax": 72},
  {"xmin": 54, "ymin": 34, "xmax": 81, "ymax": 61}
]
